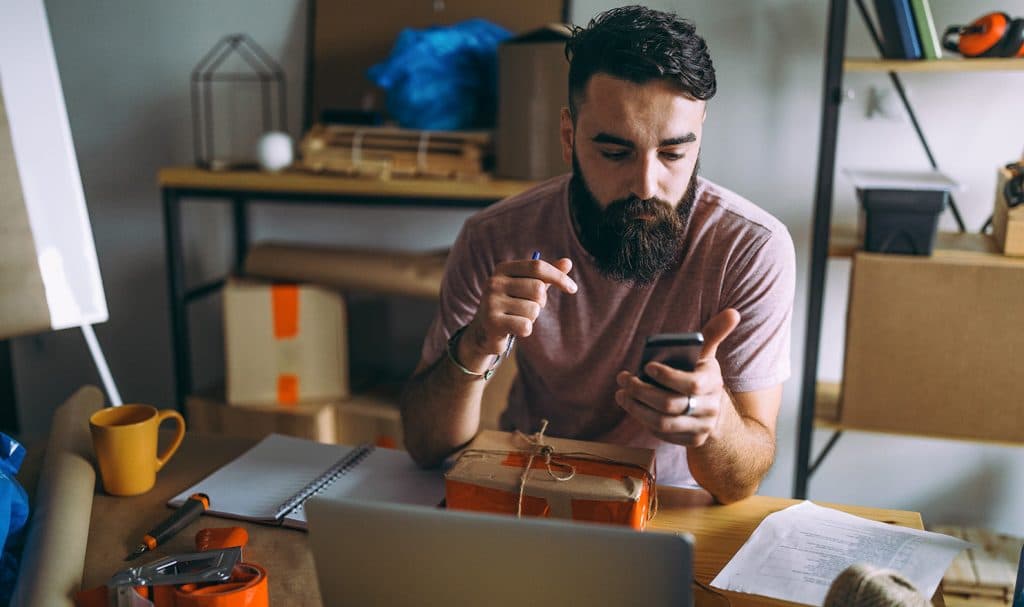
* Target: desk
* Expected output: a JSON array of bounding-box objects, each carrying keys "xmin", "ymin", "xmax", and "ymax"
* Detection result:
[
  {"xmin": 158, "ymin": 167, "xmax": 536, "ymax": 410},
  {"xmin": 78, "ymin": 434, "xmax": 943, "ymax": 606}
]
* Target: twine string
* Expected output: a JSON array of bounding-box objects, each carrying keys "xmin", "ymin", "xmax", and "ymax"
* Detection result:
[
  {"xmin": 454, "ymin": 419, "xmax": 657, "ymax": 520},
  {"xmin": 416, "ymin": 131, "xmax": 431, "ymax": 173},
  {"xmin": 351, "ymin": 130, "xmax": 365, "ymax": 168}
]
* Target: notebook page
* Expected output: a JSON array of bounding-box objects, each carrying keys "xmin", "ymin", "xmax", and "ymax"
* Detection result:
[
  {"xmin": 169, "ymin": 434, "xmax": 354, "ymax": 522},
  {"xmin": 288, "ymin": 447, "xmax": 445, "ymax": 525}
]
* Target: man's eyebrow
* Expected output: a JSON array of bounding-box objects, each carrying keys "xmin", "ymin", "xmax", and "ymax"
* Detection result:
[
  {"xmin": 591, "ymin": 133, "xmax": 633, "ymax": 147},
  {"xmin": 590, "ymin": 132, "xmax": 697, "ymax": 147},
  {"xmin": 659, "ymin": 133, "xmax": 697, "ymax": 146}
]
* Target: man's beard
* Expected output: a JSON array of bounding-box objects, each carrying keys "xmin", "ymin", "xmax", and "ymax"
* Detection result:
[{"xmin": 570, "ymin": 151, "xmax": 698, "ymax": 286}]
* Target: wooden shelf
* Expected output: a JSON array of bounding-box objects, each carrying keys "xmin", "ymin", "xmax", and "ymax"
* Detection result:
[
  {"xmin": 844, "ymin": 57, "xmax": 1024, "ymax": 73},
  {"xmin": 814, "ymin": 381, "xmax": 841, "ymax": 429},
  {"xmin": 157, "ymin": 166, "xmax": 537, "ymax": 201},
  {"xmin": 828, "ymin": 225, "xmax": 1000, "ymax": 258}
]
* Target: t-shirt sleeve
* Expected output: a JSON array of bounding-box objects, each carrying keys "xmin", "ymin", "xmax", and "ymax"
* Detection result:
[
  {"xmin": 717, "ymin": 227, "xmax": 796, "ymax": 393},
  {"xmin": 419, "ymin": 221, "xmax": 489, "ymax": 366}
]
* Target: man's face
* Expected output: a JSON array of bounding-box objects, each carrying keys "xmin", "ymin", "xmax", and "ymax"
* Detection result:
[{"xmin": 560, "ymin": 74, "xmax": 706, "ymax": 284}]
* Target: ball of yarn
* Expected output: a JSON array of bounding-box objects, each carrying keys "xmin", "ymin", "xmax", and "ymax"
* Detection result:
[
  {"xmin": 256, "ymin": 131, "xmax": 293, "ymax": 172},
  {"xmin": 824, "ymin": 563, "xmax": 929, "ymax": 607}
]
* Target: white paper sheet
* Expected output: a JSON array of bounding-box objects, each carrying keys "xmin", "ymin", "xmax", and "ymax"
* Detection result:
[{"xmin": 711, "ymin": 501, "xmax": 970, "ymax": 606}]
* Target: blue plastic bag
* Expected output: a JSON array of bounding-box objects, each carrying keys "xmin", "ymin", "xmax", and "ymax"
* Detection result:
[
  {"xmin": 367, "ymin": 18, "xmax": 512, "ymax": 130},
  {"xmin": 0, "ymin": 433, "xmax": 28, "ymax": 605}
]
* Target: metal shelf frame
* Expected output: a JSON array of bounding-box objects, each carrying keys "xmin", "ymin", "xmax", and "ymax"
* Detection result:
[{"xmin": 793, "ymin": 0, "xmax": 971, "ymax": 498}]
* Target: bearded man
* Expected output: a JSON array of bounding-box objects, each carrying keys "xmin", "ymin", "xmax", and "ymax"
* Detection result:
[{"xmin": 400, "ymin": 5, "xmax": 795, "ymax": 503}]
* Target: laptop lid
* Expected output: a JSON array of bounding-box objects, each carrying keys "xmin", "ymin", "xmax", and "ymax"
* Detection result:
[{"xmin": 306, "ymin": 496, "xmax": 694, "ymax": 607}]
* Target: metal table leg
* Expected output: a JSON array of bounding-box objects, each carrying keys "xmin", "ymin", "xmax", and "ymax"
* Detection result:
[
  {"xmin": 232, "ymin": 198, "xmax": 249, "ymax": 273},
  {"xmin": 163, "ymin": 188, "xmax": 191, "ymax": 411}
]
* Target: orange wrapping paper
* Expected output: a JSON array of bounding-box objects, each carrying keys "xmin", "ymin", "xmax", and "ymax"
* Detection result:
[{"xmin": 445, "ymin": 430, "xmax": 656, "ymax": 530}]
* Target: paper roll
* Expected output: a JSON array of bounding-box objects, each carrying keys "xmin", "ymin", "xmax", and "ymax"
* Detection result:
[{"xmin": 11, "ymin": 385, "xmax": 103, "ymax": 607}]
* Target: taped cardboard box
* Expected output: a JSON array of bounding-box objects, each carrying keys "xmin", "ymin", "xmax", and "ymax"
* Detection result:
[
  {"xmin": 335, "ymin": 359, "xmax": 515, "ymax": 450},
  {"xmin": 445, "ymin": 430, "xmax": 656, "ymax": 530},
  {"xmin": 992, "ymin": 166, "xmax": 1024, "ymax": 256},
  {"xmin": 495, "ymin": 24, "xmax": 571, "ymax": 180},
  {"xmin": 335, "ymin": 384, "xmax": 404, "ymax": 449},
  {"xmin": 224, "ymin": 277, "xmax": 349, "ymax": 406},
  {"xmin": 186, "ymin": 390, "xmax": 337, "ymax": 443},
  {"xmin": 841, "ymin": 236, "xmax": 1024, "ymax": 442}
]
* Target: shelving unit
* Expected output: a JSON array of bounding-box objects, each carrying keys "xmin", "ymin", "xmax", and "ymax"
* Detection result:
[{"xmin": 793, "ymin": 0, "xmax": 1024, "ymax": 498}]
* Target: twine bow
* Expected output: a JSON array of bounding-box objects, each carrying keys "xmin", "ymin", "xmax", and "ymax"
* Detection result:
[
  {"xmin": 514, "ymin": 419, "xmax": 576, "ymax": 517},
  {"xmin": 457, "ymin": 421, "xmax": 658, "ymax": 522}
]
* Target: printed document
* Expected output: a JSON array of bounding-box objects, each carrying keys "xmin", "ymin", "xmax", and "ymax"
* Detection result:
[{"xmin": 711, "ymin": 501, "xmax": 969, "ymax": 606}]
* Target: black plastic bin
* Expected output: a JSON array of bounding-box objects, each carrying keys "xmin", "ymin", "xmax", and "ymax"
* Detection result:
[{"xmin": 856, "ymin": 188, "xmax": 948, "ymax": 255}]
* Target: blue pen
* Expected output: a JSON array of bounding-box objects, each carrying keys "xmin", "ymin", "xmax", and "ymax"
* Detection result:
[{"xmin": 505, "ymin": 251, "xmax": 542, "ymax": 357}]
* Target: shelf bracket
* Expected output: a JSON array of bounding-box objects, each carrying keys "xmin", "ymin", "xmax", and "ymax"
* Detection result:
[{"xmin": 809, "ymin": 430, "xmax": 844, "ymax": 478}]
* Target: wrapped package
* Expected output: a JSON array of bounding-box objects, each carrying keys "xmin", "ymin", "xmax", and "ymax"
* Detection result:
[{"xmin": 445, "ymin": 428, "xmax": 656, "ymax": 530}]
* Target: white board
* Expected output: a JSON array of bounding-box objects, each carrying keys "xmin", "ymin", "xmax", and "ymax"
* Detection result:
[{"xmin": 0, "ymin": 0, "xmax": 108, "ymax": 336}]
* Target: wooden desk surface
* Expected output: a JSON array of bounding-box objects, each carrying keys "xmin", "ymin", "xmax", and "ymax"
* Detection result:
[
  {"xmin": 157, "ymin": 166, "xmax": 537, "ymax": 201},
  {"xmin": 81, "ymin": 434, "xmax": 941, "ymax": 606}
]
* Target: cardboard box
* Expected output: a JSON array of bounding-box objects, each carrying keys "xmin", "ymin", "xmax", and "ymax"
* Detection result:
[
  {"xmin": 308, "ymin": 1, "xmax": 566, "ymax": 127},
  {"xmin": 335, "ymin": 384, "xmax": 404, "ymax": 449},
  {"xmin": 495, "ymin": 24, "xmax": 571, "ymax": 180},
  {"xmin": 224, "ymin": 277, "xmax": 349, "ymax": 406},
  {"xmin": 245, "ymin": 243, "xmax": 447, "ymax": 300},
  {"xmin": 840, "ymin": 236, "xmax": 1024, "ymax": 442},
  {"xmin": 445, "ymin": 430, "xmax": 656, "ymax": 529},
  {"xmin": 992, "ymin": 166, "xmax": 1024, "ymax": 256},
  {"xmin": 334, "ymin": 356, "xmax": 515, "ymax": 449},
  {"xmin": 186, "ymin": 390, "xmax": 337, "ymax": 443}
]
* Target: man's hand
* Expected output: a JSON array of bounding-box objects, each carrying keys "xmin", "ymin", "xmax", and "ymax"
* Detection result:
[
  {"xmin": 457, "ymin": 256, "xmax": 577, "ymax": 373},
  {"xmin": 614, "ymin": 308, "xmax": 741, "ymax": 447}
]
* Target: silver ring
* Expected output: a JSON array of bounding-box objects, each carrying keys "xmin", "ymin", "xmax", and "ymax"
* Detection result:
[{"xmin": 685, "ymin": 394, "xmax": 695, "ymax": 416}]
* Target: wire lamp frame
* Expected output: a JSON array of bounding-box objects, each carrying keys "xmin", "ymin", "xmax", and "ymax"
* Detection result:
[{"xmin": 191, "ymin": 34, "xmax": 287, "ymax": 170}]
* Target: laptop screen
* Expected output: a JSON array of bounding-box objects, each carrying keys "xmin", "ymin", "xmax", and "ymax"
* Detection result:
[{"xmin": 306, "ymin": 496, "xmax": 694, "ymax": 607}]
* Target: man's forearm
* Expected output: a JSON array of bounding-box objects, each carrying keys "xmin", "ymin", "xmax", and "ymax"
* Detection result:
[
  {"xmin": 687, "ymin": 392, "xmax": 776, "ymax": 504},
  {"xmin": 400, "ymin": 353, "xmax": 489, "ymax": 468}
]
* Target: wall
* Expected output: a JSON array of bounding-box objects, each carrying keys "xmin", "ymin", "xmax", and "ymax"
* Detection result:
[{"xmin": 14, "ymin": 0, "xmax": 1024, "ymax": 533}]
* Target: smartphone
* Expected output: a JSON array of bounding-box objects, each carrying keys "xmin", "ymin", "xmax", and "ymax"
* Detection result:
[{"xmin": 639, "ymin": 332, "xmax": 705, "ymax": 384}]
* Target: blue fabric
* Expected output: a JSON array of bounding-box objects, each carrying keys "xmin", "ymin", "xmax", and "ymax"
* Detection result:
[
  {"xmin": 0, "ymin": 433, "xmax": 28, "ymax": 605},
  {"xmin": 367, "ymin": 18, "xmax": 512, "ymax": 130}
]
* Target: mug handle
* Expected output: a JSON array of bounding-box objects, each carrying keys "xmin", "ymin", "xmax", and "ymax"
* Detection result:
[{"xmin": 155, "ymin": 410, "xmax": 186, "ymax": 471}]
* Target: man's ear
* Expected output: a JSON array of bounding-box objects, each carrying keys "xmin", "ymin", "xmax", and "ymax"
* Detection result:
[{"xmin": 559, "ymin": 107, "xmax": 574, "ymax": 165}]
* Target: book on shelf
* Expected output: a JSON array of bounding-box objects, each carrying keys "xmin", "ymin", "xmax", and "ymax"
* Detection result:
[
  {"xmin": 909, "ymin": 0, "xmax": 942, "ymax": 59},
  {"xmin": 872, "ymin": 0, "xmax": 923, "ymax": 59}
]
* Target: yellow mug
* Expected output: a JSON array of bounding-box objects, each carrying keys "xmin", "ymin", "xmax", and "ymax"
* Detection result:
[{"xmin": 89, "ymin": 404, "xmax": 186, "ymax": 496}]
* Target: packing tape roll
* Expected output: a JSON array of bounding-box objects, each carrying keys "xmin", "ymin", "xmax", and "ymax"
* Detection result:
[
  {"xmin": 76, "ymin": 563, "xmax": 269, "ymax": 607},
  {"xmin": 173, "ymin": 563, "xmax": 269, "ymax": 607}
]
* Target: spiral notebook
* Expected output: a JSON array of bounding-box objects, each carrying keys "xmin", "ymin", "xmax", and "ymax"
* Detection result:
[{"xmin": 168, "ymin": 433, "xmax": 445, "ymax": 530}]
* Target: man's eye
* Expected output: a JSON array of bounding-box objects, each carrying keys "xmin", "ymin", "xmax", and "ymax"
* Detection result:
[
  {"xmin": 660, "ymin": 152, "xmax": 684, "ymax": 161},
  {"xmin": 600, "ymin": 150, "xmax": 630, "ymax": 160}
]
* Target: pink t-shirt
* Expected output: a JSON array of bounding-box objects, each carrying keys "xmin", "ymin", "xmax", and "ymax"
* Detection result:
[{"xmin": 420, "ymin": 175, "xmax": 795, "ymax": 487}]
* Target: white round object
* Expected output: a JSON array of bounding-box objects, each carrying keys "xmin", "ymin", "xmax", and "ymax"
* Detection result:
[{"xmin": 256, "ymin": 131, "xmax": 294, "ymax": 172}]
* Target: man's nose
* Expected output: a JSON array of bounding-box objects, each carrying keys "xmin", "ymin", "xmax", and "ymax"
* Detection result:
[{"xmin": 631, "ymin": 155, "xmax": 660, "ymax": 201}]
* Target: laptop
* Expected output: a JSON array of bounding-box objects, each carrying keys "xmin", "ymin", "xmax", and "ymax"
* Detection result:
[{"xmin": 306, "ymin": 496, "xmax": 694, "ymax": 607}]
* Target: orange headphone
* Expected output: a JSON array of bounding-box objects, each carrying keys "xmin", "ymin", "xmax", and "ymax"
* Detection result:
[{"xmin": 942, "ymin": 12, "xmax": 1024, "ymax": 58}]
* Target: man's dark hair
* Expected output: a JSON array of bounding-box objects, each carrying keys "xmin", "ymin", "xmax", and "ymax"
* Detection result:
[{"xmin": 564, "ymin": 5, "xmax": 716, "ymax": 118}]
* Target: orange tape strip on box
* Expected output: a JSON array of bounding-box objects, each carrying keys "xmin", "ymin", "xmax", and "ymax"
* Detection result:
[
  {"xmin": 445, "ymin": 429, "xmax": 657, "ymax": 530},
  {"xmin": 271, "ymin": 285, "xmax": 300, "ymax": 405}
]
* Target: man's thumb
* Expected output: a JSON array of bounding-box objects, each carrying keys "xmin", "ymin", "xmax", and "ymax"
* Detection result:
[{"xmin": 700, "ymin": 308, "xmax": 741, "ymax": 360}]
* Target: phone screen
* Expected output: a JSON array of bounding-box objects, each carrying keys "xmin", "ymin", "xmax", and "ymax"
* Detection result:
[{"xmin": 639, "ymin": 332, "xmax": 704, "ymax": 384}]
